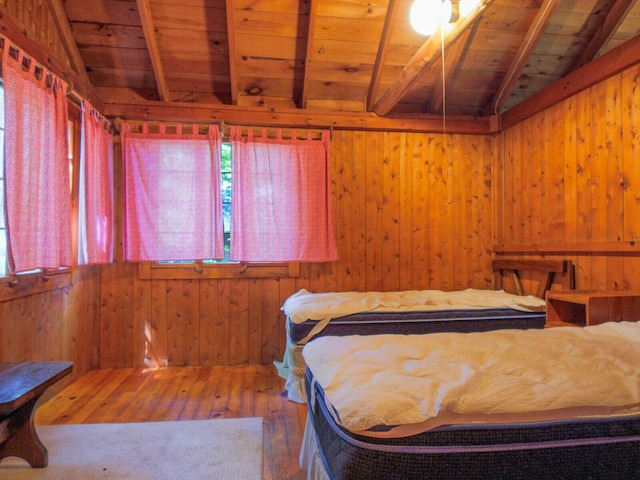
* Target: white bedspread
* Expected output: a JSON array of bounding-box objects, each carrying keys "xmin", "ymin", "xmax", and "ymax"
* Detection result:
[
  {"xmin": 302, "ymin": 322, "xmax": 640, "ymax": 436},
  {"xmin": 283, "ymin": 288, "xmax": 545, "ymax": 343}
]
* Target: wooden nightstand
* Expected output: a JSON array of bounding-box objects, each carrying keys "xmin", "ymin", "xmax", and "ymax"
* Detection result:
[{"xmin": 545, "ymin": 290, "xmax": 640, "ymax": 327}]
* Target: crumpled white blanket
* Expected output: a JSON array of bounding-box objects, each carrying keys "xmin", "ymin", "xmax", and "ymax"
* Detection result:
[
  {"xmin": 302, "ymin": 322, "xmax": 640, "ymax": 435},
  {"xmin": 283, "ymin": 288, "xmax": 545, "ymax": 343}
]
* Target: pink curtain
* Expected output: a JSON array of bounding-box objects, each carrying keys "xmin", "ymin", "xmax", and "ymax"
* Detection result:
[
  {"xmin": 230, "ymin": 127, "xmax": 337, "ymax": 262},
  {"xmin": 3, "ymin": 43, "xmax": 72, "ymax": 272},
  {"xmin": 122, "ymin": 123, "xmax": 224, "ymax": 261},
  {"xmin": 78, "ymin": 102, "xmax": 114, "ymax": 265}
]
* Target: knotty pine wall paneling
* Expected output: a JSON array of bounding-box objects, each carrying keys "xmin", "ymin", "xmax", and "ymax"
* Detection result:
[
  {"xmin": 0, "ymin": 0, "xmax": 66, "ymax": 65},
  {"xmin": 497, "ymin": 63, "xmax": 640, "ymax": 295},
  {"xmin": 0, "ymin": 0, "xmax": 103, "ymax": 383},
  {"xmin": 98, "ymin": 129, "xmax": 495, "ymax": 368},
  {"xmin": 0, "ymin": 265, "xmax": 102, "ymax": 383},
  {"xmin": 622, "ymin": 67, "xmax": 640, "ymax": 290}
]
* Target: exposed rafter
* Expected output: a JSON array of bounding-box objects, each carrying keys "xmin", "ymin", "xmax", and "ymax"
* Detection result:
[
  {"xmin": 44, "ymin": 0, "xmax": 90, "ymax": 85},
  {"xmin": 24, "ymin": 0, "xmax": 640, "ymax": 120},
  {"xmin": 570, "ymin": 0, "xmax": 636, "ymax": 72},
  {"xmin": 225, "ymin": 0, "xmax": 238, "ymax": 105},
  {"xmin": 488, "ymin": 0, "xmax": 559, "ymax": 116},
  {"xmin": 428, "ymin": 28, "xmax": 473, "ymax": 114},
  {"xmin": 367, "ymin": 0, "xmax": 399, "ymax": 112},
  {"xmin": 300, "ymin": 0, "xmax": 320, "ymax": 109},
  {"xmin": 373, "ymin": 0, "xmax": 496, "ymax": 117},
  {"xmin": 135, "ymin": 0, "xmax": 170, "ymax": 102}
]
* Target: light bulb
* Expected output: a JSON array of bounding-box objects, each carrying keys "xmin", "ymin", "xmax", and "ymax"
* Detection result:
[
  {"xmin": 459, "ymin": 0, "xmax": 482, "ymax": 17},
  {"xmin": 410, "ymin": 0, "xmax": 441, "ymax": 36},
  {"xmin": 410, "ymin": 0, "xmax": 454, "ymax": 36},
  {"xmin": 441, "ymin": 0, "xmax": 453, "ymax": 23}
]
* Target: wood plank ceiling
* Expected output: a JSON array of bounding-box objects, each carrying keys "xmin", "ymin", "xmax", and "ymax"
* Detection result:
[{"xmin": 57, "ymin": 0, "xmax": 640, "ymax": 118}]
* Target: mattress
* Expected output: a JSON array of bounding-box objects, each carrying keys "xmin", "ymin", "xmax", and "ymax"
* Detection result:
[
  {"xmin": 304, "ymin": 367, "xmax": 640, "ymax": 480},
  {"xmin": 287, "ymin": 307, "xmax": 546, "ymax": 343},
  {"xmin": 276, "ymin": 288, "xmax": 547, "ymax": 403},
  {"xmin": 300, "ymin": 323, "xmax": 640, "ymax": 479}
]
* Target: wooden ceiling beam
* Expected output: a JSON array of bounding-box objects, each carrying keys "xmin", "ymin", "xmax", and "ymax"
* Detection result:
[
  {"xmin": 225, "ymin": 0, "xmax": 238, "ymax": 105},
  {"xmin": 373, "ymin": 0, "xmax": 495, "ymax": 117},
  {"xmin": 300, "ymin": 0, "xmax": 319, "ymax": 109},
  {"xmin": 367, "ymin": 0, "xmax": 398, "ymax": 112},
  {"xmin": 487, "ymin": 0, "xmax": 559, "ymax": 116},
  {"xmin": 428, "ymin": 28, "xmax": 473, "ymax": 114},
  {"xmin": 135, "ymin": 0, "xmax": 171, "ymax": 102},
  {"xmin": 569, "ymin": 0, "xmax": 636, "ymax": 72},
  {"xmin": 44, "ymin": 0, "xmax": 91, "ymax": 85},
  {"xmin": 104, "ymin": 99, "xmax": 492, "ymax": 135}
]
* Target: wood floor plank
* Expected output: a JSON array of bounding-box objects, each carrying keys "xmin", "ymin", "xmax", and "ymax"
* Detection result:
[
  {"xmin": 35, "ymin": 365, "xmax": 307, "ymax": 480},
  {"xmin": 43, "ymin": 368, "xmax": 137, "ymax": 424}
]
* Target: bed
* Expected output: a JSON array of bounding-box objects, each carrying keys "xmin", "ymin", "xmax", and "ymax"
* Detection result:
[
  {"xmin": 276, "ymin": 259, "xmax": 575, "ymax": 403},
  {"xmin": 300, "ymin": 322, "xmax": 640, "ymax": 480}
]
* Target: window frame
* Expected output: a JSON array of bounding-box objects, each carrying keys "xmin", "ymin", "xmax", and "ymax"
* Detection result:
[{"xmin": 139, "ymin": 261, "xmax": 300, "ymax": 280}]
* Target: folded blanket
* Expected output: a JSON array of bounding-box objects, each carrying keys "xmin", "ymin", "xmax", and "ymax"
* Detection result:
[{"xmin": 303, "ymin": 322, "xmax": 640, "ymax": 435}]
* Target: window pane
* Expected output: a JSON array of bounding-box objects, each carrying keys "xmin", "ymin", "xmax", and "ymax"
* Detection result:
[
  {"xmin": 220, "ymin": 143, "xmax": 232, "ymax": 261},
  {"xmin": 221, "ymin": 171, "xmax": 232, "ymax": 231}
]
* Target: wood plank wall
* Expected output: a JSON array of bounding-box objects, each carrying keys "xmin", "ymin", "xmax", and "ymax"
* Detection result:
[
  {"xmin": 496, "ymin": 63, "xmax": 640, "ymax": 293},
  {"xmin": 98, "ymin": 130, "xmax": 496, "ymax": 368},
  {"xmin": 3, "ymin": 65, "xmax": 640, "ymax": 371},
  {"xmin": 0, "ymin": 0, "xmax": 496, "ymax": 371},
  {"xmin": 0, "ymin": 266, "xmax": 102, "ymax": 387},
  {"xmin": 0, "ymin": 0, "xmax": 101, "ymax": 389},
  {"xmin": 0, "ymin": 0, "xmax": 67, "ymax": 63},
  {"xmin": 3, "ymin": 0, "xmax": 640, "ymax": 373}
]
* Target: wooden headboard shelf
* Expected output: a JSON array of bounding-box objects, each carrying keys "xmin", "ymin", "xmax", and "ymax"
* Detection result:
[{"xmin": 492, "ymin": 259, "xmax": 576, "ymax": 296}]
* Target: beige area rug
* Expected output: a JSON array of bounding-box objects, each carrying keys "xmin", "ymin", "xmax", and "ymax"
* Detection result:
[{"xmin": 0, "ymin": 417, "xmax": 263, "ymax": 479}]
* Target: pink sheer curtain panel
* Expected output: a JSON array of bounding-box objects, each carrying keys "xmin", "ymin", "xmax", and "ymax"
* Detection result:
[
  {"xmin": 3, "ymin": 43, "xmax": 72, "ymax": 272},
  {"xmin": 122, "ymin": 123, "xmax": 224, "ymax": 261},
  {"xmin": 230, "ymin": 127, "xmax": 338, "ymax": 262},
  {"xmin": 78, "ymin": 102, "xmax": 114, "ymax": 265}
]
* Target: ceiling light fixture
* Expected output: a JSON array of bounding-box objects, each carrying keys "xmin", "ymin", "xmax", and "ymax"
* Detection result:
[
  {"xmin": 410, "ymin": 0, "xmax": 482, "ymax": 36},
  {"xmin": 459, "ymin": 0, "xmax": 482, "ymax": 17}
]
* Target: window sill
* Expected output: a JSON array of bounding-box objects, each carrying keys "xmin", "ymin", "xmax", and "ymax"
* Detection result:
[
  {"xmin": 0, "ymin": 270, "xmax": 73, "ymax": 303},
  {"xmin": 138, "ymin": 262, "xmax": 300, "ymax": 280}
]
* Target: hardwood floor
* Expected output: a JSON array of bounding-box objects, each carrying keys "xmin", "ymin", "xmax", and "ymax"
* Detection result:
[{"xmin": 35, "ymin": 364, "xmax": 308, "ymax": 480}]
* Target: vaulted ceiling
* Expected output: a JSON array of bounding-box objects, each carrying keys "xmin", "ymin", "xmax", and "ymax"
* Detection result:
[{"xmin": 34, "ymin": 0, "xmax": 640, "ymax": 120}]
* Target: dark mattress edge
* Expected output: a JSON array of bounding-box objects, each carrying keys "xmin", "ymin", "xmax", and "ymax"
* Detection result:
[
  {"xmin": 289, "ymin": 307, "xmax": 546, "ymax": 343},
  {"xmin": 305, "ymin": 367, "xmax": 640, "ymax": 480}
]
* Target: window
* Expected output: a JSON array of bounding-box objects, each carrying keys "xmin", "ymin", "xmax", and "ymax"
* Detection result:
[
  {"xmin": 0, "ymin": 81, "xmax": 78, "ymax": 301},
  {"xmin": 126, "ymin": 124, "xmax": 336, "ymax": 280},
  {"xmin": 122, "ymin": 123, "xmax": 225, "ymax": 262},
  {"xmin": 229, "ymin": 127, "xmax": 337, "ymax": 262},
  {"xmin": 199, "ymin": 141, "xmax": 231, "ymax": 263},
  {"xmin": 142, "ymin": 139, "xmax": 299, "ymax": 279},
  {"xmin": 220, "ymin": 142, "xmax": 232, "ymax": 261}
]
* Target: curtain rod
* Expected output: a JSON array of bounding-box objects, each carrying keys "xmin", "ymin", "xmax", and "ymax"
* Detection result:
[{"xmin": 115, "ymin": 118, "xmax": 333, "ymax": 140}]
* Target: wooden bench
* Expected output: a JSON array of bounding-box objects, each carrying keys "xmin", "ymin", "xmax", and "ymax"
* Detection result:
[{"xmin": 0, "ymin": 361, "xmax": 73, "ymax": 467}]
